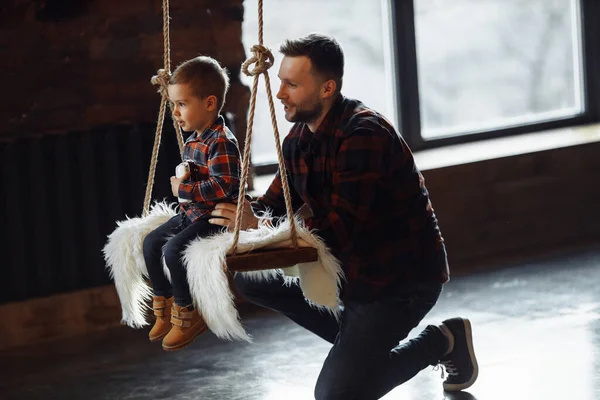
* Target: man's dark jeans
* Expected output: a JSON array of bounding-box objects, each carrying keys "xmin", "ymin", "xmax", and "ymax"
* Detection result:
[{"xmin": 234, "ymin": 274, "xmax": 448, "ymax": 400}]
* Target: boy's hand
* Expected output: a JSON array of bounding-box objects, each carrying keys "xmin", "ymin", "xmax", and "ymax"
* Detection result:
[
  {"xmin": 170, "ymin": 176, "xmax": 183, "ymax": 197},
  {"xmin": 209, "ymin": 199, "xmax": 259, "ymax": 231}
]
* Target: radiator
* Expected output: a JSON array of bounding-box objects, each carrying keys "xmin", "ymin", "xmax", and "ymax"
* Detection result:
[{"xmin": 0, "ymin": 122, "xmax": 185, "ymax": 304}]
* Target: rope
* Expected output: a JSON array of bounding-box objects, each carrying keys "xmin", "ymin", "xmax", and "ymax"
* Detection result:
[
  {"xmin": 161, "ymin": 0, "xmax": 171, "ymax": 75},
  {"xmin": 142, "ymin": 0, "xmax": 184, "ymax": 216},
  {"xmin": 174, "ymin": 123, "xmax": 185, "ymax": 154},
  {"xmin": 231, "ymin": 0, "xmax": 299, "ymax": 254}
]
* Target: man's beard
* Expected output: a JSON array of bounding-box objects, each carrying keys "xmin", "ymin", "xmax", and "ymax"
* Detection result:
[{"xmin": 287, "ymin": 99, "xmax": 323, "ymax": 124}]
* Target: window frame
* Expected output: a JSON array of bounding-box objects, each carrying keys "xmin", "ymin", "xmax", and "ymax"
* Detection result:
[{"xmin": 392, "ymin": 0, "xmax": 600, "ymax": 151}]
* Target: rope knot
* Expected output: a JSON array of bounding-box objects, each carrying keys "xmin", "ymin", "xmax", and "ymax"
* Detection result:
[
  {"xmin": 151, "ymin": 68, "xmax": 171, "ymax": 97},
  {"xmin": 242, "ymin": 44, "xmax": 274, "ymax": 77}
]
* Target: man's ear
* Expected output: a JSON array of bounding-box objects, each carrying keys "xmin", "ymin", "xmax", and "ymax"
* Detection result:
[
  {"xmin": 206, "ymin": 95, "xmax": 218, "ymax": 111},
  {"xmin": 321, "ymin": 79, "xmax": 337, "ymax": 99}
]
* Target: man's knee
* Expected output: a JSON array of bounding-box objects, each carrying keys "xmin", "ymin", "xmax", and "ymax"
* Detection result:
[
  {"xmin": 314, "ymin": 345, "xmax": 386, "ymax": 400},
  {"xmin": 314, "ymin": 378, "xmax": 331, "ymax": 400},
  {"xmin": 315, "ymin": 365, "xmax": 345, "ymax": 400},
  {"xmin": 314, "ymin": 378, "xmax": 350, "ymax": 400},
  {"xmin": 314, "ymin": 372, "xmax": 374, "ymax": 400}
]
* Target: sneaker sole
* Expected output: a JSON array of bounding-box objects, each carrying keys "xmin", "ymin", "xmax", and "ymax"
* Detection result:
[
  {"xmin": 162, "ymin": 326, "xmax": 208, "ymax": 352},
  {"xmin": 443, "ymin": 318, "xmax": 479, "ymax": 392}
]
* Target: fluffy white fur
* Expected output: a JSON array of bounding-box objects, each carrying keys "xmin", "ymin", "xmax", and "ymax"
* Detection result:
[
  {"xmin": 183, "ymin": 217, "xmax": 344, "ymax": 342},
  {"xmin": 103, "ymin": 202, "xmax": 177, "ymax": 328},
  {"xmin": 104, "ymin": 202, "xmax": 344, "ymax": 342}
]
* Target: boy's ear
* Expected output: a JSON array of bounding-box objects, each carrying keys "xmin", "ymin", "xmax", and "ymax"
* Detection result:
[{"xmin": 206, "ymin": 95, "xmax": 218, "ymax": 111}]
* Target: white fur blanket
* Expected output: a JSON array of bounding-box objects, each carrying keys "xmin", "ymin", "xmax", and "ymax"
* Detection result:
[{"xmin": 103, "ymin": 202, "xmax": 344, "ymax": 341}]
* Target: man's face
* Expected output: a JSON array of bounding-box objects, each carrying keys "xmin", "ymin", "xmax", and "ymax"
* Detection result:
[
  {"xmin": 168, "ymin": 83, "xmax": 213, "ymax": 132},
  {"xmin": 276, "ymin": 56, "xmax": 324, "ymax": 124}
]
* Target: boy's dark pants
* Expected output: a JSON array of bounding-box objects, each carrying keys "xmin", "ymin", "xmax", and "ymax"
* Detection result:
[
  {"xmin": 143, "ymin": 214, "xmax": 222, "ymax": 306},
  {"xmin": 234, "ymin": 274, "xmax": 448, "ymax": 400}
]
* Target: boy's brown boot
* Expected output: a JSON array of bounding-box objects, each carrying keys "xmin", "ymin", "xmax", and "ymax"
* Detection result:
[
  {"xmin": 148, "ymin": 296, "xmax": 174, "ymax": 342},
  {"xmin": 162, "ymin": 304, "xmax": 208, "ymax": 351}
]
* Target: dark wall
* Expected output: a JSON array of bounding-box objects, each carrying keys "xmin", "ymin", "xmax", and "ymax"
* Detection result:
[
  {"xmin": 425, "ymin": 141, "xmax": 600, "ymax": 272},
  {"xmin": 0, "ymin": 0, "xmax": 250, "ymax": 139},
  {"xmin": 0, "ymin": 0, "xmax": 250, "ymax": 304}
]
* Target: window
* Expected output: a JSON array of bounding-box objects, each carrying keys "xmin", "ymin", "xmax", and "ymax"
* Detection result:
[
  {"xmin": 242, "ymin": 0, "xmax": 396, "ymax": 167},
  {"xmin": 242, "ymin": 0, "xmax": 600, "ymax": 166},
  {"xmin": 414, "ymin": 0, "xmax": 584, "ymax": 140}
]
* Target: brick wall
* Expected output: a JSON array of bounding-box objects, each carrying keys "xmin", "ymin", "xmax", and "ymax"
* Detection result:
[{"xmin": 0, "ymin": 0, "xmax": 250, "ymax": 142}]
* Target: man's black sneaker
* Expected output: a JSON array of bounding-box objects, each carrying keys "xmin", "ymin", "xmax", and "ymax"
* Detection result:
[{"xmin": 439, "ymin": 317, "xmax": 478, "ymax": 391}]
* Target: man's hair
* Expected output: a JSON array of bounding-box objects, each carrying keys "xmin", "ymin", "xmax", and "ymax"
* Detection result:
[
  {"xmin": 279, "ymin": 33, "xmax": 344, "ymax": 94},
  {"xmin": 170, "ymin": 56, "xmax": 230, "ymax": 112}
]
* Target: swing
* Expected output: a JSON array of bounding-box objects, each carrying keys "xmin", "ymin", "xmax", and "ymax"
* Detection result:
[
  {"xmin": 104, "ymin": 0, "xmax": 342, "ymax": 342},
  {"xmin": 143, "ymin": 0, "xmax": 318, "ymax": 273}
]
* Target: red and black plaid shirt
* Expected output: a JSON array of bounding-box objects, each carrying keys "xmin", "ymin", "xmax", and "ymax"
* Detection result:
[
  {"xmin": 178, "ymin": 115, "xmax": 241, "ymax": 223},
  {"xmin": 253, "ymin": 96, "xmax": 449, "ymax": 301}
]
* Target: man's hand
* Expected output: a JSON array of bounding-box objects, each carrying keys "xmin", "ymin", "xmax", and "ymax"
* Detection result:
[
  {"xmin": 209, "ymin": 198, "xmax": 259, "ymax": 231},
  {"xmin": 296, "ymin": 204, "xmax": 313, "ymax": 220},
  {"xmin": 170, "ymin": 176, "xmax": 184, "ymax": 198}
]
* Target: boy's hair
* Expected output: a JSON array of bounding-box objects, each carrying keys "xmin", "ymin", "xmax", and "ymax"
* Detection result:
[
  {"xmin": 169, "ymin": 56, "xmax": 230, "ymax": 112},
  {"xmin": 279, "ymin": 33, "xmax": 344, "ymax": 94}
]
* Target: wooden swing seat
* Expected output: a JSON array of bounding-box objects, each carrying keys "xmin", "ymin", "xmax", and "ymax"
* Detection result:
[{"xmin": 226, "ymin": 247, "xmax": 319, "ymax": 272}]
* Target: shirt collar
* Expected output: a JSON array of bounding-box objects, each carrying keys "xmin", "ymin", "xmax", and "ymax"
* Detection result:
[{"xmin": 188, "ymin": 115, "xmax": 224, "ymax": 142}]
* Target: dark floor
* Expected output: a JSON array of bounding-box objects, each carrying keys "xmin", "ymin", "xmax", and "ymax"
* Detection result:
[{"xmin": 2, "ymin": 248, "xmax": 600, "ymax": 400}]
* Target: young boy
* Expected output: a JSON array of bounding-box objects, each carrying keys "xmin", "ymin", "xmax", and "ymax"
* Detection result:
[{"xmin": 142, "ymin": 56, "xmax": 241, "ymax": 351}]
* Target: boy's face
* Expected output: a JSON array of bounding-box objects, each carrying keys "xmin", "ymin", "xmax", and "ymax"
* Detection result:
[
  {"xmin": 168, "ymin": 83, "xmax": 216, "ymax": 132},
  {"xmin": 276, "ymin": 55, "xmax": 324, "ymax": 124}
]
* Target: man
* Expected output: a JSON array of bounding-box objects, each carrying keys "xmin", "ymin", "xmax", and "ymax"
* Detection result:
[{"xmin": 209, "ymin": 34, "xmax": 478, "ymax": 399}]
